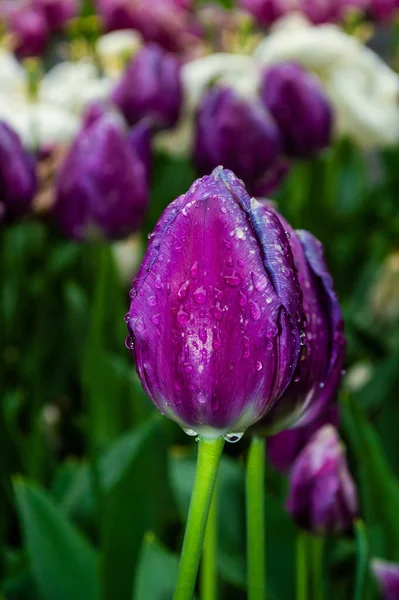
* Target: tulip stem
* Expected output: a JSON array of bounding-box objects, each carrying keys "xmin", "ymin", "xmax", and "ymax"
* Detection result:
[
  {"xmin": 354, "ymin": 520, "xmax": 369, "ymax": 600},
  {"xmin": 246, "ymin": 435, "xmax": 266, "ymax": 600},
  {"xmin": 296, "ymin": 531, "xmax": 308, "ymax": 600},
  {"xmin": 174, "ymin": 437, "xmax": 224, "ymax": 600},
  {"xmin": 311, "ymin": 535, "xmax": 324, "ymax": 600},
  {"xmin": 200, "ymin": 475, "xmax": 218, "ymax": 600}
]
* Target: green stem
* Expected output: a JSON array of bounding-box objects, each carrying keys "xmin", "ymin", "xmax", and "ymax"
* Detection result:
[
  {"xmin": 174, "ymin": 437, "xmax": 224, "ymax": 600},
  {"xmin": 354, "ymin": 520, "xmax": 369, "ymax": 600},
  {"xmin": 311, "ymin": 536, "xmax": 324, "ymax": 600},
  {"xmin": 200, "ymin": 477, "xmax": 218, "ymax": 600},
  {"xmin": 296, "ymin": 531, "xmax": 308, "ymax": 600},
  {"xmin": 246, "ymin": 436, "xmax": 266, "ymax": 600}
]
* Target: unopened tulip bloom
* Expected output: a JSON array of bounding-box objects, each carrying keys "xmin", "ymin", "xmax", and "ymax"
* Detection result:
[
  {"xmin": 126, "ymin": 167, "xmax": 305, "ymax": 439},
  {"xmin": 240, "ymin": 0, "xmax": 368, "ymax": 25},
  {"xmin": 53, "ymin": 114, "xmax": 150, "ymax": 241},
  {"xmin": 112, "ymin": 44, "xmax": 182, "ymax": 129},
  {"xmin": 372, "ymin": 558, "xmax": 399, "ymax": 600},
  {"xmin": 260, "ymin": 62, "xmax": 333, "ymax": 158},
  {"xmin": 1, "ymin": 1, "xmax": 49, "ymax": 58},
  {"xmin": 369, "ymin": 0, "xmax": 398, "ymax": 22},
  {"xmin": 287, "ymin": 425, "xmax": 357, "ymax": 534},
  {"xmin": 0, "ymin": 121, "xmax": 37, "ymax": 223},
  {"xmin": 31, "ymin": 0, "xmax": 80, "ymax": 30},
  {"xmin": 194, "ymin": 87, "xmax": 281, "ymax": 194},
  {"xmin": 267, "ymin": 405, "xmax": 339, "ymax": 471}
]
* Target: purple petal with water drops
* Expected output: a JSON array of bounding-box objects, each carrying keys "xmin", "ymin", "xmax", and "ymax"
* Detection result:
[
  {"xmin": 127, "ymin": 167, "xmax": 303, "ymax": 439},
  {"xmin": 286, "ymin": 425, "xmax": 358, "ymax": 534}
]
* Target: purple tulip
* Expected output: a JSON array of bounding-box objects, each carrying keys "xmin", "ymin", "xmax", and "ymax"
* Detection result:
[
  {"xmin": 111, "ymin": 44, "xmax": 182, "ymax": 130},
  {"xmin": 372, "ymin": 559, "xmax": 399, "ymax": 600},
  {"xmin": 240, "ymin": 0, "xmax": 368, "ymax": 25},
  {"xmin": 370, "ymin": 0, "xmax": 398, "ymax": 22},
  {"xmin": 96, "ymin": 0, "xmax": 200, "ymax": 53},
  {"xmin": 286, "ymin": 425, "xmax": 358, "ymax": 534},
  {"xmin": 1, "ymin": 1, "xmax": 50, "ymax": 58},
  {"xmin": 53, "ymin": 114, "xmax": 150, "ymax": 241},
  {"xmin": 239, "ymin": 0, "xmax": 285, "ymax": 26},
  {"xmin": 31, "ymin": 0, "xmax": 80, "ymax": 30},
  {"xmin": 257, "ymin": 219, "xmax": 345, "ymax": 434},
  {"xmin": 194, "ymin": 87, "xmax": 282, "ymax": 195},
  {"xmin": 0, "ymin": 122, "xmax": 37, "ymax": 223},
  {"xmin": 267, "ymin": 405, "xmax": 339, "ymax": 472},
  {"xmin": 260, "ymin": 63, "xmax": 333, "ymax": 159},
  {"xmin": 126, "ymin": 167, "xmax": 305, "ymax": 440}
]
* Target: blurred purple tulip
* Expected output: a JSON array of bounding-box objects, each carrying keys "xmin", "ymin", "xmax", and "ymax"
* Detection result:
[
  {"xmin": 261, "ymin": 62, "xmax": 333, "ymax": 158},
  {"xmin": 31, "ymin": 0, "xmax": 80, "ymax": 30},
  {"xmin": 267, "ymin": 405, "xmax": 339, "ymax": 472},
  {"xmin": 370, "ymin": 0, "xmax": 398, "ymax": 22},
  {"xmin": 372, "ymin": 559, "xmax": 399, "ymax": 600},
  {"xmin": 111, "ymin": 44, "xmax": 182, "ymax": 130},
  {"xmin": 0, "ymin": 121, "xmax": 37, "ymax": 224},
  {"xmin": 96, "ymin": 0, "xmax": 201, "ymax": 53},
  {"xmin": 126, "ymin": 167, "xmax": 306, "ymax": 440},
  {"xmin": 287, "ymin": 425, "xmax": 358, "ymax": 534},
  {"xmin": 1, "ymin": 1, "xmax": 50, "ymax": 58},
  {"xmin": 194, "ymin": 87, "xmax": 282, "ymax": 195},
  {"xmin": 53, "ymin": 114, "xmax": 150, "ymax": 241},
  {"xmin": 240, "ymin": 0, "xmax": 368, "ymax": 25}
]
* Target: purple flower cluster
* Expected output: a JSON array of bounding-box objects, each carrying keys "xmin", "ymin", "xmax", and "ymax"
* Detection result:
[
  {"xmin": 194, "ymin": 62, "xmax": 333, "ymax": 196},
  {"xmin": 125, "ymin": 167, "xmax": 345, "ymax": 440}
]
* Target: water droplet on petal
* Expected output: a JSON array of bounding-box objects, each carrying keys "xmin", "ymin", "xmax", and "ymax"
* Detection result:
[
  {"xmin": 211, "ymin": 304, "xmax": 223, "ymax": 321},
  {"xmin": 178, "ymin": 281, "xmax": 189, "ymax": 300},
  {"xmin": 255, "ymin": 360, "xmax": 263, "ymax": 371},
  {"xmin": 147, "ymin": 295, "xmax": 156, "ymax": 306},
  {"xmin": 249, "ymin": 300, "xmax": 261, "ymax": 321},
  {"xmin": 129, "ymin": 288, "xmax": 137, "ymax": 299},
  {"xmin": 199, "ymin": 328, "xmax": 207, "ymax": 343},
  {"xmin": 155, "ymin": 275, "xmax": 163, "ymax": 289},
  {"xmin": 177, "ymin": 307, "xmax": 189, "ymax": 326},
  {"xmin": 190, "ymin": 262, "xmax": 198, "ymax": 278},
  {"xmin": 237, "ymin": 259, "xmax": 244, "ymax": 268},
  {"xmin": 239, "ymin": 290, "xmax": 247, "ymax": 307},
  {"xmin": 193, "ymin": 286, "xmax": 207, "ymax": 305},
  {"xmin": 183, "ymin": 428, "xmax": 198, "ymax": 437},
  {"xmin": 243, "ymin": 336, "xmax": 250, "ymax": 358},
  {"xmin": 224, "ymin": 239, "xmax": 232, "ymax": 249},
  {"xmin": 251, "ymin": 271, "xmax": 268, "ymax": 293},
  {"xmin": 267, "ymin": 341, "xmax": 273, "ymax": 351},
  {"xmin": 319, "ymin": 382, "xmax": 325, "ymax": 389},
  {"xmin": 134, "ymin": 317, "xmax": 146, "ymax": 332},
  {"xmin": 212, "ymin": 328, "xmax": 222, "ymax": 349},
  {"xmin": 123, "ymin": 312, "xmax": 130, "ymax": 323},
  {"xmin": 224, "ymin": 274, "xmax": 241, "ymax": 287},
  {"xmin": 223, "ymin": 432, "xmax": 244, "ymax": 443},
  {"xmin": 184, "ymin": 363, "xmax": 193, "ymax": 373},
  {"xmin": 226, "ymin": 256, "xmax": 234, "ymax": 267},
  {"xmin": 294, "ymin": 375, "xmax": 300, "ymax": 383},
  {"xmin": 124, "ymin": 335, "xmax": 135, "ymax": 350},
  {"xmin": 152, "ymin": 314, "xmax": 160, "ymax": 325},
  {"xmin": 214, "ymin": 288, "xmax": 223, "ymax": 300}
]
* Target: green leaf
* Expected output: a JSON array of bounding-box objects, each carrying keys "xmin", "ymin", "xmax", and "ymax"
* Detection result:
[
  {"xmin": 132, "ymin": 534, "xmax": 179, "ymax": 600},
  {"xmin": 102, "ymin": 417, "xmax": 171, "ymax": 600},
  {"xmin": 342, "ymin": 395, "xmax": 399, "ymax": 561},
  {"xmin": 13, "ymin": 479, "xmax": 100, "ymax": 600}
]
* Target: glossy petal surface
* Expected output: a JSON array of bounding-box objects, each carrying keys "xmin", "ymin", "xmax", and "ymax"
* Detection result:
[
  {"xmin": 127, "ymin": 167, "xmax": 302, "ymax": 437},
  {"xmin": 286, "ymin": 425, "xmax": 358, "ymax": 534},
  {"xmin": 372, "ymin": 559, "xmax": 399, "ymax": 600}
]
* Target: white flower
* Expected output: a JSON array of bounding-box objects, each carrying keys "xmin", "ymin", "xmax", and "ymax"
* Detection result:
[
  {"xmin": 96, "ymin": 30, "xmax": 142, "ymax": 79},
  {"xmin": 253, "ymin": 14, "xmax": 399, "ymax": 147}
]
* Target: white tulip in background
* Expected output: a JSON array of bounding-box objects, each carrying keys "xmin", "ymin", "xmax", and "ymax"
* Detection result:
[{"xmin": 96, "ymin": 29, "xmax": 142, "ymax": 79}]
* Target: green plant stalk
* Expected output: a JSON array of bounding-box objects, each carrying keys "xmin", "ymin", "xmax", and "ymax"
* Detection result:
[
  {"xmin": 296, "ymin": 531, "xmax": 308, "ymax": 600},
  {"xmin": 354, "ymin": 520, "xmax": 369, "ymax": 600},
  {"xmin": 246, "ymin": 436, "xmax": 266, "ymax": 600},
  {"xmin": 311, "ymin": 535, "xmax": 324, "ymax": 600},
  {"xmin": 200, "ymin": 477, "xmax": 219, "ymax": 600},
  {"xmin": 174, "ymin": 437, "xmax": 224, "ymax": 600}
]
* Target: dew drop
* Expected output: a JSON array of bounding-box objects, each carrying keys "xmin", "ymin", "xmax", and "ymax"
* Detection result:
[
  {"xmin": 285, "ymin": 230, "xmax": 291, "ymax": 239},
  {"xmin": 319, "ymin": 382, "xmax": 325, "ymax": 389},
  {"xmin": 147, "ymin": 295, "xmax": 156, "ymax": 306},
  {"xmin": 251, "ymin": 271, "xmax": 268, "ymax": 293},
  {"xmin": 239, "ymin": 290, "xmax": 247, "ymax": 306},
  {"xmin": 243, "ymin": 336, "xmax": 250, "ymax": 358},
  {"xmin": 220, "ymin": 204, "xmax": 227, "ymax": 214},
  {"xmin": 193, "ymin": 286, "xmax": 207, "ymax": 305},
  {"xmin": 237, "ymin": 259, "xmax": 245, "ymax": 268},
  {"xmin": 267, "ymin": 341, "xmax": 273, "ymax": 351},
  {"xmin": 178, "ymin": 281, "xmax": 189, "ymax": 300},
  {"xmin": 183, "ymin": 428, "xmax": 198, "ymax": 437},
  {"xmin": 223, "ymin": 432, "xmax": 244, "ymax": 443},
  {"xmin": 155, "ymin": 275, "xmax": 162, "ymax": 289},
  {"xmin": 294, "ymin": 375, "xmax": 301, "ymax": 383},
  {"xmin": 249, "ymin": 300, "xmax": 261, "ymax": 321},
  {"xmin": 340, "ymin": 369, "xmax": 346, "ymax": 376},
  {"xmin": 211, "ymin": 304, "xmax": 223, "ymax": 321},
  {"xmin": 212, "ymin": 328, "xmax": 222, "ymax": 350},
  {"xmin": 124, "ymin": 335, "xmax": 135, "ymax": 350},
  {"xmin": 265, "ymin": 296, "xmax": 273, "ymax": 304},
  {"xmin": 129, "ymin": 288, "xmax": 137, "ymax": 299},
  {"xmin": 224, "ymin": 238, "xmax": 232, "ymax": 249},
  {"xmin": 123, "ymin": 312, "xmax": 130, "ymax": 323},
  {"xmin": 190, "ymin": 261, "xmax": 198, "ymax": 278},
  {"xmin": 255, "ymin": 360, "xmax": 263, "ymax": 371},
  {"xmin": 184, "ymin": 363, "xmax": 193, "ymax": 373},
  {"xmin": 199, "ymin": 328, "xmax": 207, "ymax": 343},
  {"xmin": 134, "ymin": 317, "xmax": 146, "ymax": 332},
  {"xmin": 224, "ymin": 274, "xmax": 241, "ymax": 287},
  {"xmin": 152, "ymin": 313, "xmax": 160, "ymax": 325},
  {"xmin": 177, "ymin": 307, "xmax": 190, "ymax": 326},
  {"xmin": 214, "ymin": 288, "xmax": 223, "ymax": 300},
  {"xmin": 226, "ymin": 256, "xmax": 234, "ymax": 267}
]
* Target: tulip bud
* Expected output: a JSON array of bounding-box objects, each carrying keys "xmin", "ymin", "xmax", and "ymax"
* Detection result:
[
  {"xmin": 252, "ymin": 218, "xmax": 345, "ymax": 434},
  {"xmin": 286, "ymin": 425, "xmax": 358, "ymax": 534},
  {"xmin": 0, "ymin": 121, "xmax": 37, "ymax": 223},
  {"xmin": 239, "ymin": 0, "xmax": 284, "ymax": 26},
  {"xmin": 53, "ymin": 114, "xmax": 150, "ymax": 241},
  {"xmin": 111, "ymin": 44, "xmax": 182, "ymax": 130},
  {"xmin": 260, "ymin": 62, "xmax": 333, "ymax": 158},
  {"xmin": 31, "ymin": 0, "xmax": 80, "ymax": 30},
  {"xmin": 194, "ymin": 87, "xmax": 282, "ymax": 195},
  {"xmin": 126, "ymin": 167, "xmax": 305, "ymax": 440},
  {"xmin": 1, "ymin": 1, "xmax": 50, "ymax": 58},
  {"xmin": 267, "ymin": 405, "xmax": 339, "ymax": 472},
  {"xmin": 369, "ymin": 0, "xmax": 398, "ymax": 22},
  {"xmin": 372, "ymin": 558, "xmax": 399, "ymax": 600}
]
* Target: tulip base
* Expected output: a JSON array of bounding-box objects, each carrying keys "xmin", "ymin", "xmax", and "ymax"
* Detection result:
[
  {"xmin": 246, "ymin": 435, "xmax": 266, "ymax": 600},
  {"xmin": 173, "ymin": 436, "xmax": 224, "ymax": 600}
]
